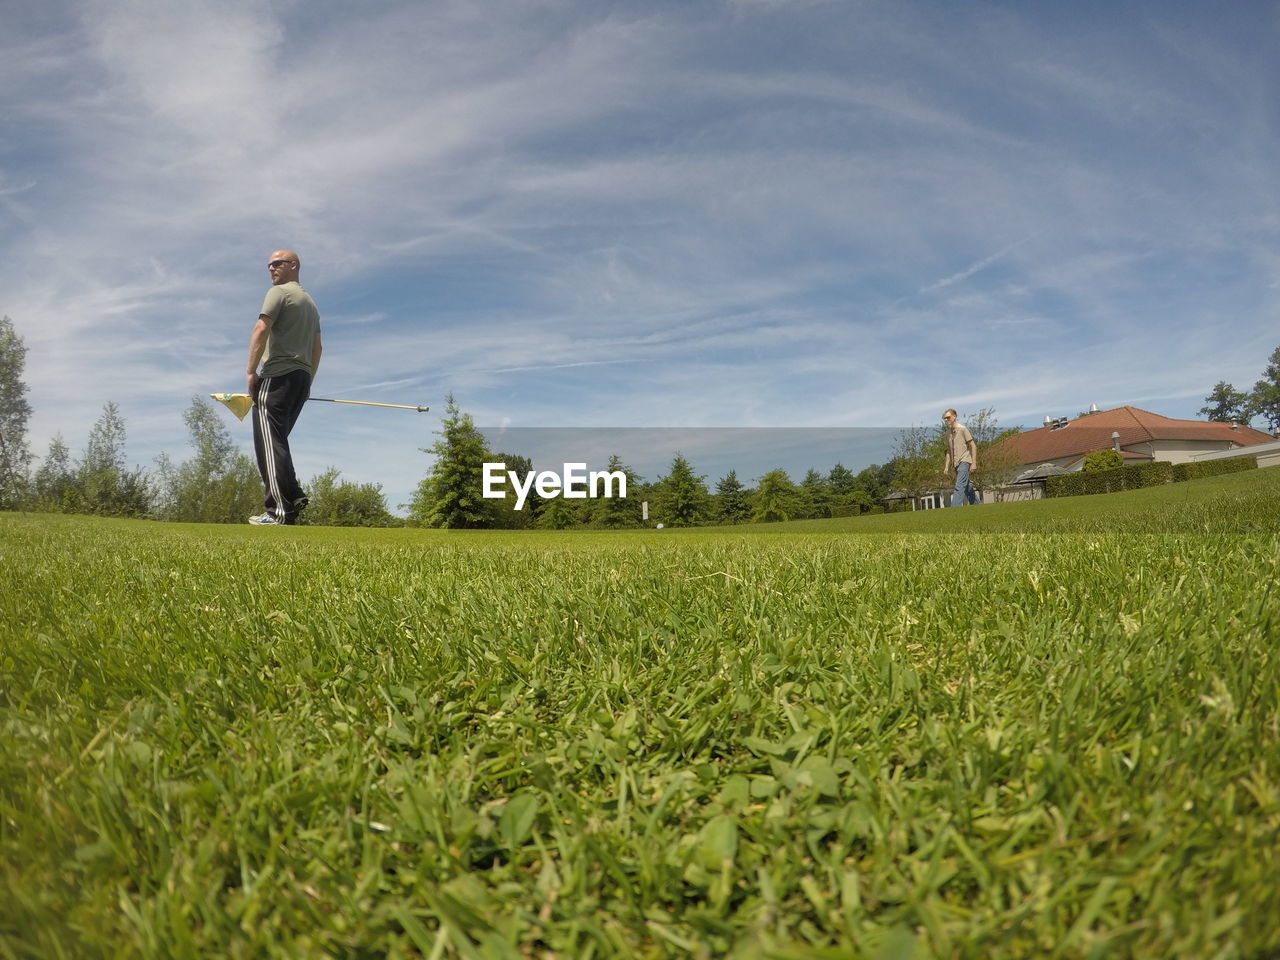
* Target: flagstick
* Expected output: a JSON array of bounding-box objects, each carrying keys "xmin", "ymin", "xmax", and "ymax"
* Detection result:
[{"xmin": 309, "ymin": 398, "xmax": 429, "ymax": 412}]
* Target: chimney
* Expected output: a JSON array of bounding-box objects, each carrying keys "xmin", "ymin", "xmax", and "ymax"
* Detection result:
[
  {"xmin": 1043, "ymin": 416, "xmax": 1052, "ymax": 428},
  {"xmin": 1111, "ymin": 431, "xmax": 1121, "ymax": 453}
]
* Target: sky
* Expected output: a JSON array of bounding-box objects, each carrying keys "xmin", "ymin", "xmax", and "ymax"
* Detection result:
[{"xmin": 3, "ymin": 0, "xmax": 1278, "ymax": 512}]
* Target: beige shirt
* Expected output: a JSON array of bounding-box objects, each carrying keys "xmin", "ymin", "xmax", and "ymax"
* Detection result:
[{"xmin": 944, "ymin": 422, "xmax": 976, "ymax": 470}]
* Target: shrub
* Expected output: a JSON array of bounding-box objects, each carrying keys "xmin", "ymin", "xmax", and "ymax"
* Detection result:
[
  {"xmin": 1129, "ymin": 461, "xmax": 1176, "ymax": 488},
  {"xmin": 1046, "ymin": 461, "xmax": 1174, "ymax": 498},
  {"xmin": 1172, "ymin": 456, "xmax": 1258, "ymax": 482},
  {"xmin": 1045, "ymin": 458, "xmax": 1260, "ymax": 499},
  {"xmin": 1083, "ymin": 449, "xmax": 1124, "ymax": 473}
]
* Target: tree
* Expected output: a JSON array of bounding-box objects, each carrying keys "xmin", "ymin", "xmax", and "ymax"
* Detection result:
[
  {"xmin": 79, "ymin": 402, "xmax": 151, "ymax": 517},
  {"xmin": 588, "ymin": 454, "xmax": 645, "ymax": 528},
  {"xmin": 846, "ymin": 489, "xmax": 877, "ymax": 513},
  {"xmin": 407, "ymin": 395, "xmax": 497, "ymax": 528},
  {"xmin": 81, "ymin": 401, "xmax": 126, "ymax": 499},
  {"xmin": 828, "ymin": 462, "xmax": 875, "ymax": 514},
  {"xmin": 964, "ymin": 407, "xmax": 1023, "ymax": 500},
  {"xmin": 854, "ymin": 462, "xmax": 894, "ymax": 503},
  {"xmin": 714, "ymin": 470, "xmax": 749, "ymax": 525},
  {"xmin": 306, "ymin": 467, "xmax": 396, "ymax": 526},
  {"xmin": 1200, "ymin": 381, "xmax": 1251, "ymax": 424},
  {"xmin": 160, "ymin": 396, "xmax": 261, "ymax": 523},
  {"xmin": 31, "ymin": 434, "xmax": 75, "ymax": 512},
  {"xmin": 487, "ymin": 452, "xmax": 538, "ymax": 529},
  {"xmin": 152, "ymin": 451, "xmax": 178, "ymax": 519},
  {"xmin": 1083, "ymin": 449, "xmax": 1123, "ymax": 473},
  {"xmin": 889, "ymin": 410, "xmax": 1021, "ymax": 504},
  {"xmin": 750, "ymin": 469, "xmax": 801, "ymax": 523},
  {"xmin": 652, "ymin": 453, "xmax": 710, "ymax": 527},
  {"xmin": 0, "ymin": 316, "xmax": 33, "ymax": 508},
  {"xmin": 535, "ymin": 494, "xmax": 580, "ymax": 530},
  {"xmin": 827, "ymin": 463, "xmax": 856, "ymax": 501},
  {"xmin": 1248, "ymin": 347, "xmax": 1280, "ymax": 433},
  {"xmin": 797, "ymin": 468, "xmax": 832, "ymax": 519},
  {"xmin": 889, "ymin": 423, "xmax": 947, "ymax": 501}
]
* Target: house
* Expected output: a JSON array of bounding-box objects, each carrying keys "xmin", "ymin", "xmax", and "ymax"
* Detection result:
[
  {"xmin": 887, "ymin": 405, "xmax": 1274, "ymax": 508},
  {"xmin": 994, "ymin": 405, "xmax": 1274, "ymax": 500},
  {"xmin": 1189, "ymin": 438, "xmax": 1280, "ymax": 470},
  {"xmin": 1003, "ymin": 405, "xmax": 1272, "ymax": 468}
]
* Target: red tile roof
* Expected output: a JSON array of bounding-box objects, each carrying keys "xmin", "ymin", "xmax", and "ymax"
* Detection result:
[{"xmin": 999, "ymin": 406, "xmax": 1274, "ymax": 465}]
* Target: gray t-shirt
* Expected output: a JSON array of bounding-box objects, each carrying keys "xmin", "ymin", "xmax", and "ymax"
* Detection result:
[{"xmin": 259, "ymin": 281, "xmax": 320, "ymax": 378}]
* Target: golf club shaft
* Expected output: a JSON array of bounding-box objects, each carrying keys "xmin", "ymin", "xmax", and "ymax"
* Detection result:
[{"xmin": 309, "ymin": 397, "xmax": 429, "ymax": 412}]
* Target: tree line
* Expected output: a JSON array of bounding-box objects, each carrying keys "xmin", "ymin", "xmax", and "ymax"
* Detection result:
[
  {"xmin": 2, "ymin": 315, "xmax": 915, "ymax": 527},
  {"xmin": 0, "ymin": 315, "xmax": 395, "ymax": 524},
  {"xmin": 4, "ymin": 312, "xmax": 1165, "ymax": 529},
  {"xmin": 10, "ymin": 392, "xmax": 397, "ymax": 526},
  {"xmin": 402, "ymin": 396, "xmax": 908, "ymax": 529},
  {"xmin": 400, "ymin": 395, "xmax": 1036, "ymax": 529}
]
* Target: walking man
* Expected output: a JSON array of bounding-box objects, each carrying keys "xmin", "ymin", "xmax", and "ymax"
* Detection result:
[
  {"xmin": 245, "ymin": 249, "xmax": 322, "ymax": 525},
  {"xmin": 942, "ymin": 409, "xmax": 980, "ymax": 506}
]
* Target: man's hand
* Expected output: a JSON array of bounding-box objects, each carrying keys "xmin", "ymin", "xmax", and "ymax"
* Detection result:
[{"xmin": 247, "ymin": 371, "xmax": 261, "ymax": 396}]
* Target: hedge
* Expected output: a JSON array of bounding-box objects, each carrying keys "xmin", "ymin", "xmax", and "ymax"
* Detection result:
[
  {"xmin": 1046, "ymin": 461, "xmax": 1173, "ymax": 498},
  {"xmin": 1045, "ymin": 455, "xmax": 1258, "ymax": 499},
  {"xmin": 1171, "ymin": 456, "xmax": 1259, "ymax": 482}
]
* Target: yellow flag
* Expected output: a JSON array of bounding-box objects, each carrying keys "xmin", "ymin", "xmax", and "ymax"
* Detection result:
[{"xmin": 210, "ymin": 393, "xmax": 253, "ymax": 421}]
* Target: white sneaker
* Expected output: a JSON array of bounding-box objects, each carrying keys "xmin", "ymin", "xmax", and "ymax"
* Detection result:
[{"xmin": 248, "ymin": 513, "xmax": 282, "ymax": 525}]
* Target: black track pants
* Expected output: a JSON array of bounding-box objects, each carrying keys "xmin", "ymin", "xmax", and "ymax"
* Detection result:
[{"xmin": 252, "ymin": 370, "xmax": 311, "ymax": 522}]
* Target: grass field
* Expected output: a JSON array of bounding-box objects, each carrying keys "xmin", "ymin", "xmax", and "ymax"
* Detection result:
[{"xmin": 2, "ymin": 468, "xmax": 1279, "ymax": 958}]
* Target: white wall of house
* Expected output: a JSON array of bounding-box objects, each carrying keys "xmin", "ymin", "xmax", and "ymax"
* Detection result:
[
  {"xmin": 1191, "ymin": 439, "xmax": 1280, "ymax": 469},
  {"xmin": 1032, "ymin": 437, "xmax": 1246, "ymax": 471},
  {"xmin": 1047, "ymin": 456, "xmax": 1084, "ymax": 470},
  {"xmin": 1140, "ymin": 439, "xmax": 1248, "ymax": 464},
  {"xmin": 991, "ymin": 484, "xmax": 1044, "ymax": 502}
]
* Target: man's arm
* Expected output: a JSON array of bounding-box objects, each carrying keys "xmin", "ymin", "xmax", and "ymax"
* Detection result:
[
  {"xmin": 246, "ymin": 315, "xmax": 271, "ymax": 394},
  {"xmin": 310, "ymin": 331, "xmax": 323, "ymax": 380},
  {"xmin": 966, "ymin": 435, "xmax": 979, "ymax": 472}
]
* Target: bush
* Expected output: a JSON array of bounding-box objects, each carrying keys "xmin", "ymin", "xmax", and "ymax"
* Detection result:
[
  {"xmin": 1045, "ymin": 457, "xmax": 1260, "ymax": 499},
  {"xmin": 1046, "ymin": 461, "xmax": 1174, "ymax": 498},
  {"xmin": 1172, "ymin": 456, "xmax": 1258, "ymax": 482},
  {"xmin": 1083, "ymin": 449, "xmax": 1124, "ymax": 473}
]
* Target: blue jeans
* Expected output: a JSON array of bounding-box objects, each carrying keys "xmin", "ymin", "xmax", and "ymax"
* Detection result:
[{"xmin": 952, "ymin": 461, "xmax": 980, "ymax": 506}]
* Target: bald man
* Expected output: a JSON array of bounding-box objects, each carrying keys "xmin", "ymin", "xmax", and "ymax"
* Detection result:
[{"xmin": 245, "ymin": 249, "xmax": 323, "ymax": 525}]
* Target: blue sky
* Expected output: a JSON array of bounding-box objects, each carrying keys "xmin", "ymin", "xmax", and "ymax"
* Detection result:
[{"xmin": 3, "ymin": 0, "xmax": 1278, "ymax": 511}]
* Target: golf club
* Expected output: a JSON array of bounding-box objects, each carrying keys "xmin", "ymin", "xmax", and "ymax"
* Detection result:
[{"xmin": 210, "ymin": 393, "xmax": 428, "ymax": 421}]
